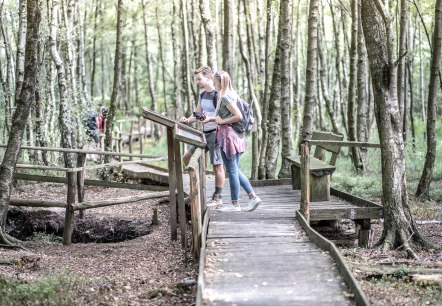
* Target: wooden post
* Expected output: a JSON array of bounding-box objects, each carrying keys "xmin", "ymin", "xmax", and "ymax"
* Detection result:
[
  {"xmin": 188, "ymin": 167, "xmax": 202, "ymax": 259},
  {"xmin": 63, "ymin": 170, "xmax": 77, "ymax": 245},
  {"xmin": 128, "ymin": 133, "xmax": 133, "ymax": 159},
  {"xmin": 199, "ymin": 153, "xmax": 206, "ymax": 212},
  {"xmin": 355, "ymin": 219, "xmax": 371, "ymax": 248},
  {"xmin": 174, "ymin": 137, "xmax": 187, "ymax": 249},
  {"xmin": 118, "ymin": 131, "xmax": 123, "ymax": 162},
  {"xmin": 139, "ymin": 117, "xmax": 144, "ymax": 154},
  {"xmin": 77, "ymin": 154, "xmax": 86, "ymax": 219},
  {"xmin": 300, "ymin": 143, "xmax": 310, "ymax": 223},
  {"xmin": 167, "ymin": 128, "xmax": 178, "ymax": 240}
]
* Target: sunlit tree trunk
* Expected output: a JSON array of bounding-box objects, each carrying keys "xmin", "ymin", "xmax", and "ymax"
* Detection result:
[
  {"xmin": 362, "ymin": 0, "xmax": 434, "ymax": 256},
  {"xmin": 0, "ymin": 0, "xmax": 41, "ymax": 247},
  {"xmin": 180, "ymin": 0, "xmax": 192, "ymax": 117},
  {"xmin": 90, "ymin": 0, "xmax": 100, "ymax": 98},
  {"xmin": 416, "ymin": 0, "xmax": 442, "ymax": 199},
  {"xmin": 1, "ymin": 16, "xmax": 14, "ymax": 134}
]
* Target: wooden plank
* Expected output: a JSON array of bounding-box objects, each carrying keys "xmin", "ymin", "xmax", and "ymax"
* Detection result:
[
  {"xmin": 310, "ymin": 207, "xmax": 383, "ymax": 220},
  {"xmin": 13, "ymin": 173, "xmax": 168, "ymax": 191},
  {"xmin": 173, "ymin": 137, "xmax": 186, "ymax": 249}
]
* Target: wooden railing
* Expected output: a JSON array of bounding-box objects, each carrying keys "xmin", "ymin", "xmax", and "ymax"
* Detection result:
[{"xmin": 0, "ymin": 144, "xmax": 167, "ymax": 245}]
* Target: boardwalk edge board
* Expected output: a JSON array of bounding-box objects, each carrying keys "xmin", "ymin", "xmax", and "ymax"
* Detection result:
[
  {"xmin": 296, "ymin": 210, "xmax": 370, "ymax": 306},
  {"xmin": 196, "ymin": 209, "xmax": 209, "ymax": 306}
]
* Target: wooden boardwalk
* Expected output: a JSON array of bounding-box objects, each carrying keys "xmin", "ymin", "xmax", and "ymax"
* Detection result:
[{"xmin": 199, "ymin": 181, "xmax": 355, "ymax": 305}]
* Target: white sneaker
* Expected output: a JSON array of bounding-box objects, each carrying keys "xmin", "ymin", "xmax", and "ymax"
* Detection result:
[
  {"xmin": 244, "ymin": 196, "xmax": 262, "ymax": 212},
  {"xmin": 206, "ymin": 193, "xmax": 223, "ymax": 208},
  {"xmin": 219, "ymin": 203, "xmax": 241, "ymax": 212}
]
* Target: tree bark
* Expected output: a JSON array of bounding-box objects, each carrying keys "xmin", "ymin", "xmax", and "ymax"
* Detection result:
[
  {"xmin": 171, "ymin": 0, "xmax": 181, "ymax": 118},
  {"xmin": 141, "ymin": 0, "xmax": 159, "ymax": 139},
  {"xmin": 357, "ymin": 0, "xmax": 369, "ymax": 160},
  {"xmin": 0, "ymin": 0, "xmax": 41, "ymax": 246},
  {"xmin": 156, "ymin": 6, "xmax": 168, "ymax": 114},
  {"xmin": 397, "ymin": 0, "xmax": 408, "ymax": 134},
  {"xmin": 180, "ymin": 0, "xmax": 192, "ymax": 117},
  {"xmin": 90, "ymin": 0, "xmax": 100, "ymax": 98},
  {"xmin": 416, "ymin": 0, "xmax": 442, "ymax": 199},
  {"xmin": 258, "ymin": 0, "xmax": 274, "ymax": 179},
  {"xmin": 15, "ymin": 0, "xmax": 27, "ymax": 99},
  {"xmin": 223, "ymin": 0, "xmax": 234, "ymax": 76},
  {"xmin": 199, "ymin": 0, "xmax": 217, "ymax": 71},
  {"xmin": 278, "ymin": 0, "xmax": 294, "ymax": 179},
  {"xmin": 361, "ymin": 0, "xmax": 434, "ymax": 255},
  {"xmin": 238, "ymin": 0, "xmax": 262, "ymax": 180},
  {"xmin": 348, "ymin": 0, "xmax": 363, "ymax": 171},
  {"xmin": 50, "ymin": 0, "xmax": 74, "ymax": 167},
  {"xmin": 300, "ymin": 0, "xmax": 319, "ymax": 142},
  {"xmin": 104, "ymin": 0, "xmax": 124, "ymax": 163}
]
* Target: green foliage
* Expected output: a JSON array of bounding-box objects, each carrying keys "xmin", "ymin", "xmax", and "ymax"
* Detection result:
[
  {"xmin": 28, "ymin": 233, "xmax": 62, "ymax": 244},
  {"xmin": 0, "ymin": 274, "xmax": 76, "ymax": 306}
]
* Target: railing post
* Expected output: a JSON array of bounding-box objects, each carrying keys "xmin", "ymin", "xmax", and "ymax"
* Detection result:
[
  {"xmin": 77, "ymin": 154, "xmax": 86, "ymax": 219},
  {"xmin": 188, "ymin": 165, "xmax": 202, "ymax": 259},
  {"xmin": 167, "ymin": 128, "xmax": 178, "ymax": 240},
  {"xmin": 300, "ymin": 142, "xmax": 310, "ymax": 223},
  {"xmin": 63, "ymin": 170, "xmax": 77, "ymax": 245}
]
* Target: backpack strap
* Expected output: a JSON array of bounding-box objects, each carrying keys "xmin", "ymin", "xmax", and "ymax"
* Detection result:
[{"xmin": 213, "ymin": 91, "xmax": 218, "ymax": 109}]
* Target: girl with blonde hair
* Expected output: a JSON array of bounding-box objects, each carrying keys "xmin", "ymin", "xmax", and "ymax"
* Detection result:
[{"xmin": 203, "ymin": 71, "xmax": 262, "ymax": 212}]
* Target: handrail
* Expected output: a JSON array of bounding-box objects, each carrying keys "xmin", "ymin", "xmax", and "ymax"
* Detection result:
[{"xmin": 0, "ymin": 144, "xmax": 160, "ymax": 158}]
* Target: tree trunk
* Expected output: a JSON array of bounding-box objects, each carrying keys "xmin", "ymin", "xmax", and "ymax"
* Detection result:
[
  {"xmin": 180, "ymin": 0, "xmax": 192, "ymax": 117},
  {"xmin": 416, "ymin": 0, "xmax": 442, "ymax": 199},
  {"xmin": 172, "ymin": 0, "xmax": 181, "ymax": 118},
  {"xmin": 50, "ymin": 0, "xmax": 74, "ymax": 167},
  {"xmin": 223, "ymin": 0, "xmax": 234, "ymax": 76},
  {"xmin": 397, "ymin": 0, "xmax": 407, "ymax": 135},
  {"xmin": 199, "ymin": 0, "xmax": 217, "ymax": 71},
  {"xmin": 357, "ymin": 1, "xmax": 369, "ymax": 161},
  {"xmin": 15, "ymin": 0, "xmax": 27, "ymax": 99},
  {"xmin": 318, "ymin": 20, "xmax": 340, "ymax": 134},
  {"xmin": 300, "ymin": 0, "xmax": 319, "ymax": 142},
  {"xmin": 361, "ymin": 0, "xmax": 434, "ymax": 255},
  {"xmin": 90, "ymin": 0, "xmax": 100, "ymax": 98},
  {"xmin": 141, "ymin": 0, "xmax": 159, "ymax": 139},
  {"xmin": 156, "ymin": 6, "xmax": 168, "ymax": 114},
  {"xmin": 1, "ymin": 18, "xmax": 14, "ymax": 134},
  {"xmin": 278, "ymin": 0, "xmax": 294, "ymax": 179},
  {"xmin": 348, "ymin": 0, "xmax": 363, "ymax": 171},
  {"xmin": 0, "ymin": 0, "xmax": 41, "ymax": 246},
  {"xmin": 104, "ymin": 0, "xmax": 124, "ymax": 163},
  {"xmin": 258, "ymin": 0, "xmax": 274, "ymax": 179},
  {"xmin": 238, "ymin": 0, "xmax": 262, "ymax": 180}
]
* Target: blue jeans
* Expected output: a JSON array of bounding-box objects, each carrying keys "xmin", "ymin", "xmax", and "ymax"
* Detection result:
[{"xmin": 221, "ymin": 150, "xmax": 254, "ymax": 201}]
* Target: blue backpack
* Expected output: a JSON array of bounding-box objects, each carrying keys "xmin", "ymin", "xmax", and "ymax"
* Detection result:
[{"xmin": 231, "ymin": 98, "xmax": 255, "ymax": 134}]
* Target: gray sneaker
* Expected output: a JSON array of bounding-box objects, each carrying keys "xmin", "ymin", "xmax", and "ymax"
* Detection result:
[
  {"xmin": 219, "ymin": 203, "xmax": 241, "ymax": 212},
  {"xmin": 244, "ymin": 196, "xmax": 262, "ymax": 212},
  {"xmin": 206, "ymin": 193, "xmax": 223, "ymax": 208}
]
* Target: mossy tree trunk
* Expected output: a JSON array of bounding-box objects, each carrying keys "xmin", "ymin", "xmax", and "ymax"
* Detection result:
[
  {"xmin": 415, "ymin": 0, "xmax": 442, "ymax": 199},
  {"xmin": 361, "ymin": 0, "xmax": 435, "ymax": 257},
  {"xmin": 0, "ymin": 0, "xmax": 41, "ymax": 247}
]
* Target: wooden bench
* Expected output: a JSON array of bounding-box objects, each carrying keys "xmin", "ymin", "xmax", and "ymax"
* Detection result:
[{"xmin": 286, "ymin": 131, "xmax": 344, "ymax": 202}]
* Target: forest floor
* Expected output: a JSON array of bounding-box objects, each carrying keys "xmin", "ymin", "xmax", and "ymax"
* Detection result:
[{"xmin": 0, "ymin": 182, "xmax": 441, "ymax": 305}]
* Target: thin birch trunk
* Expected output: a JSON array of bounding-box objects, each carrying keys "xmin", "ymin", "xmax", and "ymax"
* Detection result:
[
  {"xmin": 223, "ymin": 0, "xmax": 234, "ymax": 76},
  {"xmin": 15, "ymin": 0, "xmax": 27, "ymax": 99},
  {"xmin": 397, "ymin": 0, "xmax": 408, "ymax": 138},
  {"xmin": 50, "ymin": 0, "xmax": 74, "ymax": 167},
  {"xmin": 156, "ymin": 7, "xmax": 168, "ymax": 114},
  {"xmin": 199, "ymin": 0, "xmax": 217, "ymax": 71}
]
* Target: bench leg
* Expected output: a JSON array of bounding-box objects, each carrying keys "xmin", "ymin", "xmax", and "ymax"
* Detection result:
[
  {"xmin": 310, "ymin": 174, "xmax": 330, "ymax": 201},
  {"xmin": 292, "ymin": 164, "xmax": 301, "ymax": 190},
  {"xmin": 355, "ymin": 219, "xmax": 371, "ymax": 248}
]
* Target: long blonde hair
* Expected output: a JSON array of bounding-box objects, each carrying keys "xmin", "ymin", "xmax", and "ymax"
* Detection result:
[{"xmin": 213, "ymin": 71, "xmax": 238, "ymax": 113}]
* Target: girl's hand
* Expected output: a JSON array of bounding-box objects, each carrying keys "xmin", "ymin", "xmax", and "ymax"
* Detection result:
[
  {"xmin": 201, "ymin": 116, "xmax": 214, "ymax": 124},
  {"xmin": 214, "ymin": 116, "xmax": 224, "ymax": 125}
]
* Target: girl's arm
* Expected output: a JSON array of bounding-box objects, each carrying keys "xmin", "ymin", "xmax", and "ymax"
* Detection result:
[{"xmin": 215, "ymin": 102, "xmax": 242, "ymax": 125}]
